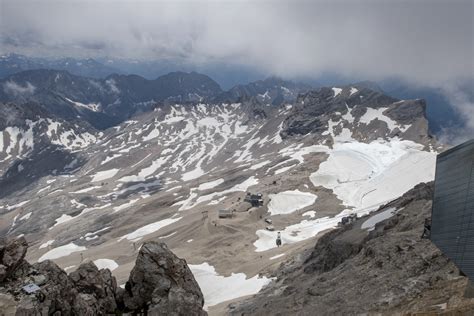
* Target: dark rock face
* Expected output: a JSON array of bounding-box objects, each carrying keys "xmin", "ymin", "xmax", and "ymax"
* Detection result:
[
  {"xmin": 303, "ymin": 226, "xmax": 363, "ymax": 274},
  {"xmin": 384, "ymin": 99, "xmax": 427, "ymax": 125},
  {"xmin": 0, "ymin": 236, "xmax": 28, "ymax": 282},
  {"xmin": 280, "ymin": 85, "xmax": 431, "ymax": 145},
  {"xmin": 0, "ymin": 104, "xmax": 88, "ymax": 199},
  {"xmin": 0, "ymin": 238, "xmax": 207, "ymax": 315},
  {"xmin": 69, "ymin": 262, "xmax": 119, "ymax": 314},
  {"xmin": 124, "ymin": 241, "xmax": 206, "ymax": 315},
  {"xmin": 214, "ymin": 76, "xmax": 310, "ymax": 105},
  {"xmin": 16, "ymin": 260, "xmax": 85, "ymax": 315},
  {"xmin": 0, "ymin": 102, "xmax": 47, "ymax": 130}
]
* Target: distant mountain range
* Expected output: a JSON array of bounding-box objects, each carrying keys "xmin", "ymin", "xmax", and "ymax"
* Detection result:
[
  {"xmin": 0, "ymin": 68, "xmax": 307, "ymax": 129},
  {"xmin": 0, "ymin": 53, "xmax": 120, "ymax": 79},
  {"xmin": 0, "ymin": 53, "xmax": 470, "ymax": 138},
  {"xmin": 0, "ymin": 76, "xmax": 446, "ymax": 313}
]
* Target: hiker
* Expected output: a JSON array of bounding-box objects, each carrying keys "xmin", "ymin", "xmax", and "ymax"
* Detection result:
[{"xmin": 276, "ymin": 232, "xmax": 282, "ymax": 247}]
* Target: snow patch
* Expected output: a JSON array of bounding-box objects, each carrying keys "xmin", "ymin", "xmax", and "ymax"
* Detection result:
[
  {"xmin": 254, "ymin": 215, "xmax": 341, "ymax": 252},
  {"xmin": 198, "ymin": 179, "xmax": 224, "ymax": 191},
  {"xmin": 38, "ymin": 243, "xmax": 86, "ymax": 262},
  {"xmin": 189, "ymin": 262, "xmax": 271, "ymax": 309},
  {"xmin": 39, "ymin": 240, "xmax": 55, "ymax": 249},
  {"xmin": 118, "ymin": 217, "xmax": 182, "ymax": 242},
  {"xmin": 91, "ymin": 169, "xmax": 119, "ymax": 182},
  {"xmin": 332, "ymin": 87, "xmax": 342, "ymax": 97},
  {"xmin": 93, "ymin": 259, "xmax": 119, "ymax": 271},
  {"xmin": 267, "ymin": 190, "xmax": 317, "ymax": 215}
]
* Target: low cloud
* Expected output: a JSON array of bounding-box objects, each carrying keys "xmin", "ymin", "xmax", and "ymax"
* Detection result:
[
  {"xmin": 0, "ymin": 0, "xmax": 472, "ymax": 87},
  {"xmin": 438, "ymin": 84, "xmax": 474, "ymax": 144},
  {"xmin": 105, "ymin": 79, "xmax": 120, "ymax": 94},
  {"xmin": 3, "ymin": 81, "xmax": 36, "ymax": 96},
  {"xmin": 0, "ymin": 0, "xmax": 472, "ymax": 143}
]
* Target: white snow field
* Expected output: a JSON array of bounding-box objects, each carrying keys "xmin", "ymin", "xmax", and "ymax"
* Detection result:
[
  {"xmin": 91, "ymin": 168, "xmax": 120, "ymax": 182},
  {"xmin": 119, "ymin": 156, "xmax": 169, "ymax": 183},
  {"xmin": 93, "ymin": 259, "xmax": 119, "ymax": 271},
  {"xmin": 349, "ymin": 87, "xmax": 359, "ymax": 96},
  {"xmin": 310, "ymin": 139, "xmax": 436, "ymax": 215},
  {"xmin": 38, "ymin": 242, "xmax": 86, "ymax": 262},
  {"xmin": 267, "ymin": 190, "xmax": 317, "ymax": 215},
  {"xmin": 189, "ymin": 262, "xmax": 271, "ymax": 310},
  {"xmin": 254, "ymin": 215, "xmax": 342, "ymax": 252},
  {"xmin": 253, "ymin": 138, "xmax": 435, "ymax": 253},
  {"xmin": 359, "ymin": 107, "xmax": 411, "ymax": 132},
  {"xmin": 332, "ymin": 87, "xmax": 342, "ymax": 97},
  {"xmin": 118, "ymin": 216, "xmax": 182, "ymax": 242},
  {"xmin": 65, "ymin": 98, "xmax": 101, "ymax": 112}
]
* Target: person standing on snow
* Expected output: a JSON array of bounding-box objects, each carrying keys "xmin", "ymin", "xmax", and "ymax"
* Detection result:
[{"xmin": 276, "ymin": 232, "xmax": 282, "ymax": 247}]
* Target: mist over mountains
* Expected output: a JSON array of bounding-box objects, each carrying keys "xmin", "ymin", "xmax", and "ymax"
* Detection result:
[{"xmin": 0, "ymin": 53, "xmax": 471, "ymax": 142}]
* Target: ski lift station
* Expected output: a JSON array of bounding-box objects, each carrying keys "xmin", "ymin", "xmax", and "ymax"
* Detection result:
[{"xmin": 244, "ymin": 192, "xmax": 264, "ymax": 207}]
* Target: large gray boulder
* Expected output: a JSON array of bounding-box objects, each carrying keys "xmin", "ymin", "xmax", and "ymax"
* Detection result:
[
  {"xmin": 0, "ymin": 236, "xmax": 28, "ymax": 282},
  {"xmin": 124, "ymin": 241, "xmax": 207, "ymax": 315},
  {"xmin": 69, "ymin": 261, "xmax": 119, "ymax": 314}
]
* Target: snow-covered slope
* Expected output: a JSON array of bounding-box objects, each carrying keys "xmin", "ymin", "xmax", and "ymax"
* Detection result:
[
  {"xmin": 0, "ymin": 86, "xmax": 441, "ymax": 312},
  {"xmin": 0, "ymin": 102, "xmax": 97, "ymax": 197}
]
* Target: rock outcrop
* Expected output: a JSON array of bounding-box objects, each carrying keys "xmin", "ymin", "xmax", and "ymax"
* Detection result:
[
  {"xmin": 69, "ymin": 262, "xmax": 120, "ymax": 314},
  {"xmin": 0, "ymin": 237, "xmax": 28, "ymax": 283},
  {"xmin": 123, "ymin": 242, "xmax": 206, "ymax": 315},
  {"xmin": 281, "ymin": 86, "xmax": 432, "ymax": 146},
  {"xmin": 0, "ymin": 239, "xmax": 207, "ymax": 315}
]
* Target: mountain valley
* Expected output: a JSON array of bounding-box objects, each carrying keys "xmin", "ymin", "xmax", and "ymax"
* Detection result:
[{"xmin": 0, "ymin": 72, "xmax": 451, "ymax": 313}]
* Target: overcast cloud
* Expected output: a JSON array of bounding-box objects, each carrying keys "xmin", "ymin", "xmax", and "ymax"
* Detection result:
[
  {"xmin": 0, "ymin": 0, "xmax": 473, "ymax": 140},
  {"xmin": 1, "ymin": 0, "xmax": 472, "ymax": 84}
]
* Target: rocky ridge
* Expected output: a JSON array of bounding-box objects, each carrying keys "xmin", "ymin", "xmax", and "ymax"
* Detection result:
[
  {"xmin": 0, "ymin": 239, "xmax": 206, "ymax": 315},
  {"xmin": 0, "ymin": 70, "xmax": 223, "ymax": 129},
  {"xmin": 230, "ymin": 182, "xmax": 474, "ymax": 315}
]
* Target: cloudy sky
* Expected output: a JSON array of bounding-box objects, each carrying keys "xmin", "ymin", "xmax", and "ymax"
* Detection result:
[{"xmin": 1, "ymin": 0, "xmax": 472, "ymax": 85}]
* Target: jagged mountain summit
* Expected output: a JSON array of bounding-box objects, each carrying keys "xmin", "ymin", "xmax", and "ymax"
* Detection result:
[
  {"xmin": 0, "ymin": 69, "xmax": 223, "ymax": 129},
  {"xmin": 0, "ymin": 83, "xmax": 442, "ymax": 313},
  {"xmin": 214, "ymin": 76, "xmax": 311, "ymax": 105}
]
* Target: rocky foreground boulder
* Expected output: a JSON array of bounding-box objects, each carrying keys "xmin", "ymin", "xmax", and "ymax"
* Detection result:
[
  {"xmin": 0, "ymin": 240, "xmax": 207, "ymax": 315},
  {"xmin": 123, "ymin": 242, "xmax": 206, "ymax": 315}
]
